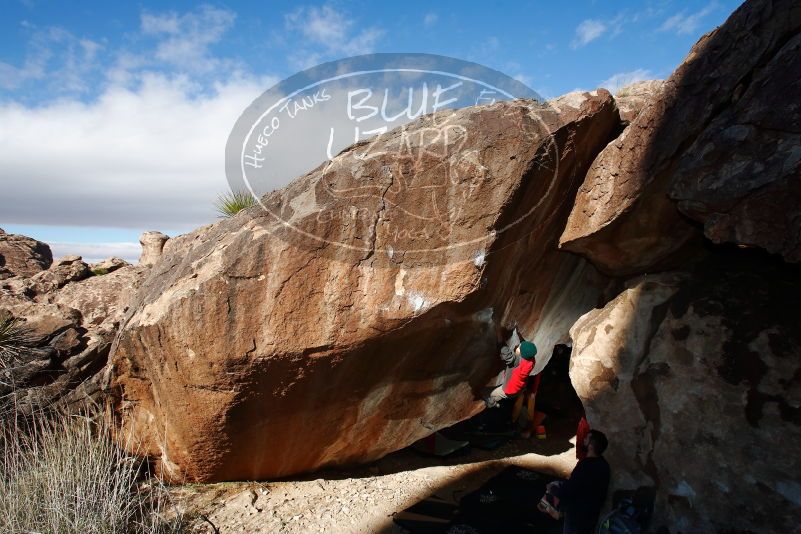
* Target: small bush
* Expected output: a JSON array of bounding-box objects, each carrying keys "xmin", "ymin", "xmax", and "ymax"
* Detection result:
[
  {"xmin": 0, "ymin": 317, "xmax": 36, "ymax": 402},
  {"xmin": 91, "ymin": 267, "xmax": 110, "ymax": 276},
  {"xmin": 214, "ymin": 190, "xmax": 257, "ymax": 218},
  {"xmin": 0, "ymin": 317, "xmax": 33, "ymax": 369},
  {"xmin": 0, "ymin": 412, "xmax": 186, "ymax": 533}
]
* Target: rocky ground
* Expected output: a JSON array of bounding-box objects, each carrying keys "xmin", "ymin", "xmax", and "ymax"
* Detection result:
[{"xmin": 172, "ymin": 429, "xmax": 578, "ymax": 534}]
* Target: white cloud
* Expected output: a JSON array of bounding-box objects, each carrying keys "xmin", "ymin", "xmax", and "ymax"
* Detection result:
[
  {"xmin": 0, "ymin": 25, "xmax": 102, "ymax": 92},
  {"xmin": 0, "ymin": 72, "xmax": 463, "ymax": 249},
  {"xmin": 284, "ymin": 5, "xmax": 383, "ymax": 68},
  {"xmin": 659, "ymin": 3, "xmax": 718, "ymax": 36},
  {"xmin": 0, "ymin": 74, "xmax": 268, "ymax": 231},
  {"xmin": 1, "ymin": 5, "xmax": 243, "ymax": 99},
  {"xmin": 607, "ymin": 12, "xmax": 628, "ymax": 38},
  {"xmin": 0, "ymin": 4, "xmax": 432, "ymax": 260},
  {"xmin": 1, "ymin": 4, "xmax": 396, "ymax": 265},
  {"xmin": 600, "ymin": 68, "xmax": 654, "ymax": 94},
  {"xmin": 423, "ymin": 13, "xmax": 438, "ymax": 27},
  {"xmin": 571, "ymin": 19, "xmax": 607, "ymax": 48},
  {"xmin": 49, "ymin": 242, "xmax": 141, "ymax": 263},
  {"xmin": 569, "ymin": 7, "xmax": 668, "ymax": 50},
  {"xmin": 140, "ymin": 5, "xmax": 236, "ymax": 73},
  {"xmin": 0, "ymin": 5, "xmax": 288, "ymax": 257}
]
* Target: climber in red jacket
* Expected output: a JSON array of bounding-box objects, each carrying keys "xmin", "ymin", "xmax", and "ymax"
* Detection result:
[{"xmin": 485, "ymin": 337, "xmax": 538, "ymax": 408}]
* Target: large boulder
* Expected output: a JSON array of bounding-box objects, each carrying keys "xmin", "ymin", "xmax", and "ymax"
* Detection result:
[
  {"xmin": 0, "ymin": 228, "xmax": 52, "ymax": 280},
  {"xmin": 109, "ymin": 93, "xmax": 620, "ymax": 482},
  {"xmin": 669, "ymin": 23, "xmax": 801, "ymax": 261},
  {"xmin": 569, "ymin": 255, "xmax": 801, "ymax": 531},
  {"xmin": 560, "ymin": 0, "xmax": 801, "ymax": 274}
]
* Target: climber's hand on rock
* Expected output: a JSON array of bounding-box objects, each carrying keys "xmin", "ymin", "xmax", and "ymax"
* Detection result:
[{"xmin": 485, "ymin": 386, "xmax": 507, "ymax": 408}]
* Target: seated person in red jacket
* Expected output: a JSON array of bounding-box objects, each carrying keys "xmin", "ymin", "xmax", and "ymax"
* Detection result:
[{"xmin": 484, "ymin": 332, "xmax": 538, "ymax": 408}]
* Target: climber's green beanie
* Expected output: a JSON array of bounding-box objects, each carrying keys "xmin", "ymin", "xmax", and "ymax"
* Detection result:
[{"xmin": 520, "ymin": 341, "xmax": 537, "ymax": 361}]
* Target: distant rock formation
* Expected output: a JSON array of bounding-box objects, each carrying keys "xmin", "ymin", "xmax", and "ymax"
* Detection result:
[
  {"xmin": 139, "ymin": 231, "xmax": 169, "ymax": 266},
  {"xmin": 90, "ymin": 257, "xmax": 129, "ymax": 274},
  {"xmin": 0, "ymin": 235, "xmax": 163, "ymax": 414},
  {"xmin": 0, "ymin": 228, "xmax": 53, "ymax": 280}
]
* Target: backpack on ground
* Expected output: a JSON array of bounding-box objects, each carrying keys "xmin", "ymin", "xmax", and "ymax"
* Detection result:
[{"xmin": 597, "ymin": 487, "xmax": 655, "ymax": 534}]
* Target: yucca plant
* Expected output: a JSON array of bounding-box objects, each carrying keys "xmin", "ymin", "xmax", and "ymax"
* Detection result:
[{"xmin": 214, "ymin": 190, "xmax": 256, "ymax": 218}]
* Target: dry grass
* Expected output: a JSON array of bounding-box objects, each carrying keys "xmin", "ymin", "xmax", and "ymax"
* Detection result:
[
  {"xmin": 0, "ymin": 317, "xmax": 41, "ymax": 419},
  {"xmin": 0, "ymin": 410, "xmax": 187, "ymax": 533},
  {"xmin": 0, "ymin": 317, "xmax": 35, "ymax": 375},
  {"xmin": 0, "ymin": 315, "xmax": 189, "ymax": 532}
]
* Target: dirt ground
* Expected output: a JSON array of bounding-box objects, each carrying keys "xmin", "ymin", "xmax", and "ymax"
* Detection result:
[{"xmin": 169, "ymin": 421, "xmax": 580, "ymax": 533}]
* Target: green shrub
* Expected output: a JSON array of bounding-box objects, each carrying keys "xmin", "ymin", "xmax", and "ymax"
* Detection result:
[
  {"xmin": 91, "ymin": 267, "xmax": 110, "ymax": 276},
  {"xmin": 0, "ymin": 412, "xmax": 186, "ymax": 533},
  {"xmin": 214, "ymin": 190, "xmax": 257, "ymax": 218}
]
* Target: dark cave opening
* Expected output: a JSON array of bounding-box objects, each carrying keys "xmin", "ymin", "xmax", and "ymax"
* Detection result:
[{"xmin": 535, "ymin": 344, "xmax": 586, "ymax": 441}]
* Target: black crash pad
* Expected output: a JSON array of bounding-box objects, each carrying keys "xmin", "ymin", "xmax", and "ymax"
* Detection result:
[{"xmin": 393, "ymin": 466, "xmax": 563, "ymax": 533}]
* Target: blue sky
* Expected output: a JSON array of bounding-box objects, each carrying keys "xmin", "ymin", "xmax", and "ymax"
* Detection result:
[{"xmin": 0, "ymin": 0, "xmax": 743, "ymax": 261}]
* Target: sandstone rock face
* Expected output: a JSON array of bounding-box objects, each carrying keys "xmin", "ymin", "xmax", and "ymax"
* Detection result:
[
  {"xmin": 669, "ymin": 24, "xmax": 801, "ymax": 262},
  {"xmin": 50, "ymin": 266, "xmax": 143, "ymax": 335},
  {"xmin": 1, "ymin": 258, "xmax": 147, "ymax": 414},
  {"xmin": 90, "ymin": 257, "xmax": 129, "ymax": 274},
  {"xmin": 110, "ymin": 93, "xmax": 620, "ymax": 482},
  {"xmin": 560, "ymin": 0, "xmax": 801, "ymax": 274},
  {"xmin": 139, "ymin": 231, "xmax": 169, "ymax": 266},
  {"xmin": 0, "ymin": 228, "xmax": 52, "ymax": 280},
  {"xmin": 26, "ymin": 255, "xmax": 92, "ymax": 295},
  {"xmin": 569, "ymin": 256, "xmax": 801, "ymax": 532}
]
